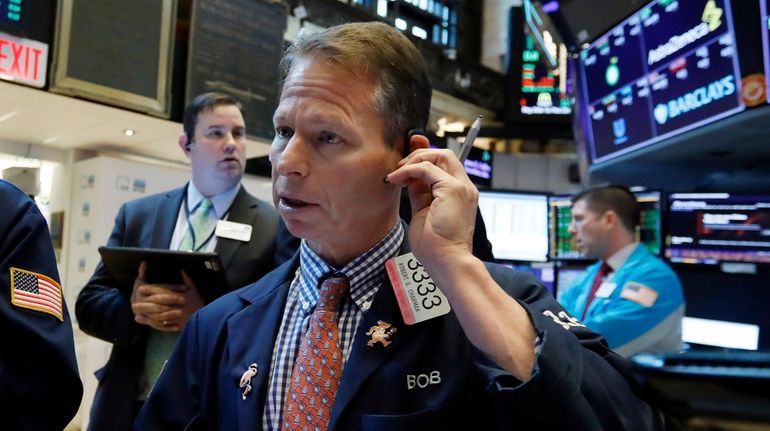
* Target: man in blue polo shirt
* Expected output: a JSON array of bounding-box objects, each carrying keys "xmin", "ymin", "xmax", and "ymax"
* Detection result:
[{"xmin": 559, "ymin": 185, "xmax": 685, "ymax": 357}]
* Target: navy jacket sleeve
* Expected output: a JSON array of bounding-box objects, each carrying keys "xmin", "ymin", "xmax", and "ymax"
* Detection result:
[
  {"xmin": 482, "ymin": 264, "xmax": 662, "ymax": 430},
  {"xmin": 0, "ymin": 180, "xmax": 83, "ymax": 430},
  {"xmin": 75, "ymin": 203, "xmax": 146, "ymax": 345}
]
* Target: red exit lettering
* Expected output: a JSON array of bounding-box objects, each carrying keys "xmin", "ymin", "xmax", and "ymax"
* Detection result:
[{"xmin": 0, "ymin": 31, "xmax": 48, "ymax": 88}]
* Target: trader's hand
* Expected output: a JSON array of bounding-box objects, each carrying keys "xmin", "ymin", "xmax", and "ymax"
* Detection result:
[
  {"xmin": 386, "ymin": 145, "xmax": 477, "ymax": 269},
  {"xmin": 131, "ymin": 261, "xmax": 188, "ymax": 332},
  {"xmin": 174, "ymin": 270, "xmax": 205, "ymax": 329}
]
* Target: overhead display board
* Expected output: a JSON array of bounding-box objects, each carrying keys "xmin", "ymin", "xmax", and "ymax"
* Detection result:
[
  {"xmin": 186, "ymin": 0, "xmax": 287, "ymax": 142},
  {"xmin": 50, "ymin": 0, "xmax": 175, "ymax": 117},
  {"xmin": 577, "ymin": 0, "xmax": 745, "ymax": 165},
  {"xmin": 0, "ymin": 0, "xmax": 24, "ymax": 28},
  {"xmin": 519, "ymin": 0, "xmax": 572, "ymax": 117}
]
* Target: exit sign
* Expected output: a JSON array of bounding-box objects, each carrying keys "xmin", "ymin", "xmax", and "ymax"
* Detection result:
[{"xmin": 0, "ymin": 30, "xmax": 47, "ymax": 87}]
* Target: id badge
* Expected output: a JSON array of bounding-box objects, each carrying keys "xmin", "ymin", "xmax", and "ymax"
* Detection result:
[
  {"xmin": 215, "ymin": 220, "xmax": 252, "ymax": 242},
  {"xmin": 385, "ymin": 252, "xmax": 451, "ymax": 325},
  {"xmin": 595, "ymin": 282, "xmax": 617, "ymax": 298}
]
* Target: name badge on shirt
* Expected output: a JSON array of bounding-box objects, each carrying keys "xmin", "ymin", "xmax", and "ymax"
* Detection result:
[
  {"xmin": 385, "ymin": 252, "xmax": 451, "ymax": 325},
  {"xmin": 595, "ymin": 282, "xmax": 617, "ymax": 298},
  {"xmin": 215, "ymin": 220, "xmax": 252, "ymax": 242}
]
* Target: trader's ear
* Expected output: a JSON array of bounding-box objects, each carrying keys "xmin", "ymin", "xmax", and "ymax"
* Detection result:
[
  {"xmin": 404, "ymin": 129, "xmax": 429, "ymax": 156},
  {"xmin": 179, "ymin": 133, "xmax": 191, "ymax": 154}
]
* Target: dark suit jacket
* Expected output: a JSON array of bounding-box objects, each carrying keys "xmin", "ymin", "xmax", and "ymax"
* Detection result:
[
  {"xmin": 137, "ymin": 242, "xmax": 662, "ymax": 431},
  {"xmin": 76, "ymin": 184, "xmax": 290, "ymax": 431}
]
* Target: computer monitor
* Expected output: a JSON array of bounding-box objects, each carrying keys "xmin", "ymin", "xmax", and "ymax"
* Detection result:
[
  {"xmin": 477, "ymin": 190, "xmax": 549, "ymax": 262},
  {"xmin": 575, "ymin": 0, "xmax": 745, "ymax": 165},
  {"xmin": 554, "ymin": 263, "xmax": 590, "ymax": 302},
  {"xmin": 665, "ymin": 192, "xmax": 770, "ymax": 265},
  {"xmin": 635, "ymin": 190, "xmax": 663, "ymax": 256},
  {"xmin": 463, "ymin": 146, "xmax": 493, "ymax": 189},
  {"xmin": 548, "ymin": 194, "xmax": 584, "ymax": 260},
  {"xmin": 502, "ymin": 261, "xmax": 556, "ymax": 297},
  {"xmin": 550, "ymin": 191, "xmax": 663, "ymax": 260}
]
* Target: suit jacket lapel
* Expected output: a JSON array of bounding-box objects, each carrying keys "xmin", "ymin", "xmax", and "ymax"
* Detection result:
[
  {"xmin": 226, "ymin": 256, "xmax": 298, "ymax": 430},
  {"xmin": 151, "ymin": 186, "xmax": 185, "ymax": 248},
  {"xmin": 330, "ymin": 238, "xmax": 412, "ymax": 429},
  {"xmin": 216, "ymin": 186, "xmax": 258, "ymax": 270}
]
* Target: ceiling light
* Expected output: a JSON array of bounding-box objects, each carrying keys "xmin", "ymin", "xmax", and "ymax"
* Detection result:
[{"xmin": 123, "ymin": 129, "xmax": 136, "ymax": 136}]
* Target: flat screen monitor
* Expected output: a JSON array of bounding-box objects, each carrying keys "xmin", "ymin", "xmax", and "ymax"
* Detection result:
[
  {"xmin": 576, "ymin": 0, "xmax": 745, "ymax": 165},
  {"xmin": 0, "ymin": 0, "xmax": 24, "ymax": 28},
  {"xmin": 502, "ymin": 262, "xmax": 556, "ymax": 297},
  {"xmin": 463, "ymin": 146, "xmax": 493, "ymax": 188},
  {"xmin": 517, "ymin": 0, "xmax": 572, "ymax": 117},
  {"xmin": 682, "ymin": 316, "xmax": 759, "ymax": 350},
  {"xmin": 555, "ymin": 263, "xmax": 590, "ymax": 302},
  {"xmin": 550, "ymin": 190, "xmax": 664, "ymax": 260},
  {"xmin": 477, "ymin": 190, "xmax": 549, "ymax": 262},
  {"xmin": 635, "ymin": 190, "xmax": 663, "ymax": 256},
  {"xmin": 665, "ymin": 193, "xmax": 770, "ymax": 264},
  {"xmin": 548, "ymin": 194, "xmax": 584, "ymax": 260}
]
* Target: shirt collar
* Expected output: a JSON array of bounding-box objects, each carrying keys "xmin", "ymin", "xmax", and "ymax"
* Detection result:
[
  {"xmin": 606, "ymin": 242, "xmax": 639, "ymax": 272},
  {"xmin": 297, "ymin": 222, "xmax": 404, "ymax": 313},
  {"xmin": 186, "ymin": 181, "xmax": 240, "ymax": 219}
]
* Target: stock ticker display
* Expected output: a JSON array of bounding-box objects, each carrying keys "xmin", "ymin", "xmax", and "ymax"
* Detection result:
[
  {"xmin": 665, "ymin": 193, "xmax": 770, "ymax": 265},
  {"xmin": 578, "ymin": 0, "xmax": 745, "ymax": 164}
]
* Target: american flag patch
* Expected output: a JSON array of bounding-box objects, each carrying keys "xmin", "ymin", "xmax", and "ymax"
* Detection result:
[
  {"xmin": 620, "ymin": 281, "xmax": 658, "ymax": 308},
  {"xmin": 10, "ymin": 267, "xmax": 63, "ymax": 321}
]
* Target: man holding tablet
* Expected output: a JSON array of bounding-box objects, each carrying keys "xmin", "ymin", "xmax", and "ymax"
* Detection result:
[{"xmin": 76, "ymin": 93, "xmax": 293, "ymax": 431}]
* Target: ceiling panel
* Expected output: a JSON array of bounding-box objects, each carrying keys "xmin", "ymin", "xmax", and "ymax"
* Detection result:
[{"xmin": 0, "ymin": 80, "xmax": 271, "ymax": 164}]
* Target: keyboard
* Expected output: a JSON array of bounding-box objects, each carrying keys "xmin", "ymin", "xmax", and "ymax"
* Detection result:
[{"xmin": 632, "ymin": 350, "xmax": 770, "ymax": 379}]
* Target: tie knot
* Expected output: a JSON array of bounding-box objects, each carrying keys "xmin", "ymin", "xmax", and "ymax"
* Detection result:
[
  {"xmin": 317, "ymin": 273, "xmax": 349, "ymax": 310},
  {"xmin": 196, "ymin": 198, "xmax": 213, "ymax": 215},
  {"xmin": 599, "ymin": 262, "xmax": 612, "ymax": 276}
]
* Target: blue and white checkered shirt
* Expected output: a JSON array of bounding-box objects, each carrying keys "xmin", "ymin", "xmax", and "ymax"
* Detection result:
[{"xmin": 262, "ymin": 222, "xmax": 404, "ymax": 430}]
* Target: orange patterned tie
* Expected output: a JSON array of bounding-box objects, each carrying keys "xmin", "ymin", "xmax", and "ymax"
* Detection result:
[{"xmin": 283, "ymin": 273, "xmax": 349, "ymax": 430}]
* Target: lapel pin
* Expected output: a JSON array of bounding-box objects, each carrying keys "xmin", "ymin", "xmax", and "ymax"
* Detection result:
[
  {"xmin": 366, "ymin": 320, "xmax": 397, "ymax": 347},
  {"xmin": 239, "ymin": 363, "xmax": 258, "ymax": 400}
]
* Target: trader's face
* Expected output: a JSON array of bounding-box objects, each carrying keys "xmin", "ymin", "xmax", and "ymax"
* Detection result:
[
  {"xmin": 270, "ymin": 58, "xmax": 402, "ymax": 266},
  {"xmin": 185, "ymin": 105, "xmax": 247, "ymax": 193},
  {"xmin": 569, "ymin": 199, "xmax": 609, "ymax": 259}
]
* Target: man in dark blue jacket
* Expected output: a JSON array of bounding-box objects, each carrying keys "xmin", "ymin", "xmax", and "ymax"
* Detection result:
[
  {"xmin": 0, "ymin": 179, "xmax": 82, "ymax": 430},
  {"xmin": 76, "ymin": 93, "xmax": 295, "ymax": 430},
  {"xmin": 138, "ymin": 22, "xmax": 662, "ymax": 430}
]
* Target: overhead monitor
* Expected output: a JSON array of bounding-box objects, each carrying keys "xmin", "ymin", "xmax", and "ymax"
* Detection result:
[
  {"xmin": 576, "ymin": 0, "xmax": 745, "ymax": 165},
  {"xmin": 477, "ymin": 190, "xmax": 549, "ymax": 262},
  {"xmin": 665, "ymin": 193, "xmax": 770, "ymax": 265},
  {"xmin": 517, "ymin": 0, "xmax": 572, "ymax": 117},
  {"xmin": 0, "ymin": 0, "xmax": 24, "ymax": 28}
]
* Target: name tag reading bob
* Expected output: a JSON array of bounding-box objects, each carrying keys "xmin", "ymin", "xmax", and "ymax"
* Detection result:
[{"xmin": 385, "ymin": 252, "xmax": 451, "ymax": 325}]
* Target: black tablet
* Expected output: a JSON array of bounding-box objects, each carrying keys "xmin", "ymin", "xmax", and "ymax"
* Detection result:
[{"xmin": 98, "ymin": 246, "xmax": 230, "ymax": 294}]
